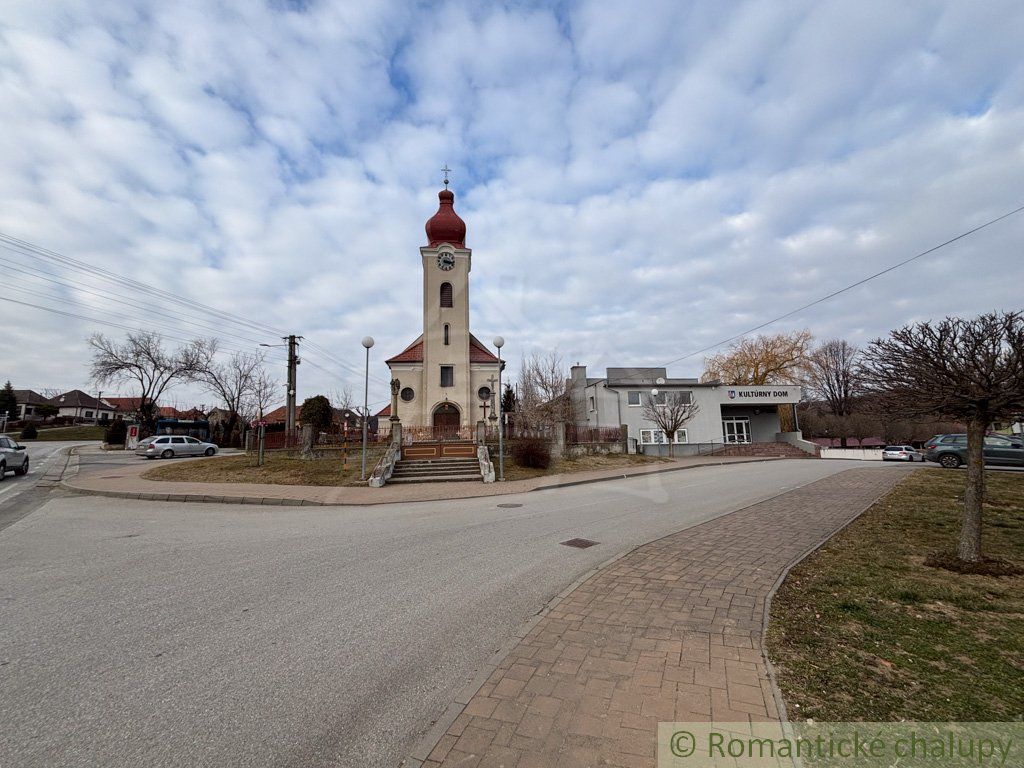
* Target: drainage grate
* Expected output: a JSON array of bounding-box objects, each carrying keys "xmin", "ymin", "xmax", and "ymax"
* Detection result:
[
  {"xmin": 497, "ymin": 503, "xmax": 523, "ymax": 508},
  {"xmin": 561, "ymin": 538, "xmax": 599, "ymax": 549}
]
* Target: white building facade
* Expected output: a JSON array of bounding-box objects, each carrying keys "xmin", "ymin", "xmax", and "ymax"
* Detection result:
[{"xmin": 569, "ymin": 365, "xmax": 813, "ymax": 455}]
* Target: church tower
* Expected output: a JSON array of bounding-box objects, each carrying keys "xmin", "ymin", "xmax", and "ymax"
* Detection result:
[{"xmin": 384, "ymin": 181, "xmax": 501, "ymax": 430}]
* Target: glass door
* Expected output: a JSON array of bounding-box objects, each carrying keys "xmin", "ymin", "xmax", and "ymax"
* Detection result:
[{"xmin": 722, "ymin": 417, "xmax": 751, "ymax": 444}]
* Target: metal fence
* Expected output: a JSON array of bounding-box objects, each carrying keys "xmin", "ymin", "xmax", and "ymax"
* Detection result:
[
  {"xmin": 401, "ymin": 425, "xmax": 476, "ymax": 443},
  {"xmin": 566, "ymin": 425, "xmax": 622, "ymax": 444},
  {"xmin": 257, "ymin": 427, "xmax": 389, "ymax": 451}
]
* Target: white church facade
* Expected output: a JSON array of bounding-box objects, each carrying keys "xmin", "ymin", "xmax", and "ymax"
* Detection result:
[{"xmin": 379, "ymin": 184, "xmax": 501, "ymax": 432}]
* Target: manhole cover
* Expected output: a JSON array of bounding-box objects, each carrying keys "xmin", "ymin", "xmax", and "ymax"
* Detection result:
[
  {"xmin": 497, "ymin": 503, "xmax": 523, "ymax": 508},
  {"xmin": 561, "ymin": 538, "xmax": 599, "ymax": 549}
]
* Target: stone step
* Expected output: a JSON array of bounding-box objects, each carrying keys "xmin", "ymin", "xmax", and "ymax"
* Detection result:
[
  {"xmin": 397, "ymin": 458, "xmax": 479, "ymax": 466},
  {"xmin": 394, "ymin": 462, "xmax": 479, "ymax": 471},
  {"xmin": 717, "ymin": 442, "xmax": 816, "ymax": 458},
  {"xmin": 388, "ymin": 473, "xmax": 483, "ymax": 484},
  {"xmin": 392, "ymin": 468, "xmax": 481, "ymax": 478}
]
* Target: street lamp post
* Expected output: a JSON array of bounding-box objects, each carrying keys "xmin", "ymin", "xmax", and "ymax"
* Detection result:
[
  {"xmin": 361, "ymin": 336, "xmax": 374, "ymax": 481},
  {"xmin": 493, "ymin": 336, "xmax": 505, "ymax": 481}
]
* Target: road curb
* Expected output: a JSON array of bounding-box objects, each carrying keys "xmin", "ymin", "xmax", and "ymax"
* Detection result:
[
  {"xmin": 758, "ymin": 469, "xmax": 913, "ymax": 727},
  {"xmin": 59, "ymin": 456, "xmax": 789, "ymax": 508},
  {"xmin": 403, "ymin": 466, "xmax": 876, "ymax": 767},
  {"xmin": 528, "ymin": 456, "xmax": 785, "ymax": 491}
]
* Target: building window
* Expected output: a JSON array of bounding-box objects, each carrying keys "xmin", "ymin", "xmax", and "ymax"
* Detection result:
[
  {"xmin": 440, "ymin": 365, "xmax": 454, "ymax": 387},
  {"xmin": 627, "ymin": 391, "xmax": 641, "ymax": 406},
  {"xmin": 640, "ymin": 429, "xmax": 688, "ymax": 444},
  {"xmin": 84, "ymin": 410, "xmax": 93, "ymax": 418},
  {"xmin": 400, "ymin": 387, "xmax": 415, "ymax": 402},
  {"xmin": 588, "ymin": 396, "xmax": 595, "ymax": 411},
  {"xmin": 444, "ymin": 324, "xmax": 450, "ymax": 345},
  {"xmin": 440, "ymin": 282, "xmax": 453, "ymax": 308}
]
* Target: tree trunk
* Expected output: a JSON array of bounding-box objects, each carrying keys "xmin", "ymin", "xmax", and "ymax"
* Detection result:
[{"xmin": 958, "ymin": 416, "xmax": 987, "ymax": 562}]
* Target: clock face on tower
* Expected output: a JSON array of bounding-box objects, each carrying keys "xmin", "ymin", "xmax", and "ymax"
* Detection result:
[{"xmin": 436, "ymin": 252, "xmax": 455, "ymax": 271}]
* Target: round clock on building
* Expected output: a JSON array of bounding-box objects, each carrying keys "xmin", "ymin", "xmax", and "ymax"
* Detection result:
[{"xmin": 436, "ymin": 252, "xmax": 455, "ymax": 271}]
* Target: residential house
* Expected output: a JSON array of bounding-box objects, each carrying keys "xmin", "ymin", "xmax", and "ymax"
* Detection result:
[
  {"xmin": 51, "ymin": 390, "xmax": 116, "ymax": 422},
  {"xmin": 12, "ymin": 390, "xmax": 53, "ymax": 421}
]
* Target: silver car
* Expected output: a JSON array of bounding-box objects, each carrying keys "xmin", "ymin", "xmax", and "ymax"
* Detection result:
[
  {"xmin": 136, "ymin": 435, "xmax": 218, "ymax": 459},
  {"xmin": 882, "ymin": 445, "xmax": 925, "ymax": 462},
  {"xmin": 0, "ymin": 435, "xmax": 29, "ymax": 478}
]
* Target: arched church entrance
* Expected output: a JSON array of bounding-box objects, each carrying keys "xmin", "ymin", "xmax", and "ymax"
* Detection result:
[{"xmin": 432, "ymin": 402, "xmax": 461, "ymax": 437}]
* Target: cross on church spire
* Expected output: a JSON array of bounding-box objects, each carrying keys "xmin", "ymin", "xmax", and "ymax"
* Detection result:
[{"xmin": 441, "ymin": 164, "xmax": 452, "ymax": 188}]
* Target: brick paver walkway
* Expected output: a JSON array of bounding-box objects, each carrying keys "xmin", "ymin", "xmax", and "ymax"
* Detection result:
[{"xmin": 415, "ymin": 467, "xmax": 903, "ymax": 767}]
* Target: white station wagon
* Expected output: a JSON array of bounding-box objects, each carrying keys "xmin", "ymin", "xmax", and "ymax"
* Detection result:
[{"xmin": 136, "ymin": 435, "xmax": 218, "ymax": 459}]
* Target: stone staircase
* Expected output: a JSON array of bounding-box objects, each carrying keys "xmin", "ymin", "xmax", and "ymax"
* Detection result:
[
  {"xmin": 716, "ymin": 441, "xmax": 819, "ymax": 459},
  {"xmin": 388, "ymin": 457, "xmax": 483, "ymax": 484}
]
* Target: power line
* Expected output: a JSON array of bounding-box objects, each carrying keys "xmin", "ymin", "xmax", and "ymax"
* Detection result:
[
  {"xmin": 0, "ymin": 232, "xmax": 372, "ymax": 376},
  {"xmin": 616, "ymin": 201, "xmax": 1024, "ymax": 382}
]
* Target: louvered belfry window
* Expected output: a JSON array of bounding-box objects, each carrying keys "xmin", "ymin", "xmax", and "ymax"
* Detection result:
[{"xmin": 440, "ymin": 282, "xmax": 453, "ymax": 308}]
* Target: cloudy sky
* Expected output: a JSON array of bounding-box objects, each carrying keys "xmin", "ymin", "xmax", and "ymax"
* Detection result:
[{"xmin": 1, "ymin": 0, "xmax": 1022, "ymax": 412}]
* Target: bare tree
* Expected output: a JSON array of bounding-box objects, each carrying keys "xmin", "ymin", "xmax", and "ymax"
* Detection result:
[
  {"xmin": 517, "ymin": 351, "xmax": 571, "ymax": 428},
  {"xmin": 642, "ymin": 392, "xmax": 700, "ymax": 457},
  {"xmin": 193, "ymin": 340, "xmax": 265, "ymax": 447},
  {"xmin": 805, "ymin": 339, "xmax": 860, "ymax": 416},
  {"xmin": 858, "ymin": 312, "xmax": 1024, "ymax": 562},
  {"xmin": 330, "ymin": 383, "xmax": 356, "ymax": 412},
  {"xmin": 248, "ymin": 366, "xmax": 279, "ymax": 422},
  {"xmin": 89, "ymin": 332, "xmax": 203, "ymax": 432},
  {"xmin": 702, "ymin": 330, "xmax": 813, "ymax": 385}
]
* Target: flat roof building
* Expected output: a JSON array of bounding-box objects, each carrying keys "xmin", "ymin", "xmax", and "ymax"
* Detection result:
[{"xmin": 568, "ymin": 365, "xmax": 817, "ymax": 457}]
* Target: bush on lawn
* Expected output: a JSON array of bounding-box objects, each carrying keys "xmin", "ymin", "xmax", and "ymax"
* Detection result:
[
  {"xmin": 104, "ymin": 418, "xmax": 128, "ymax": 446},
  {"xmin": 513, "ymin": 437, "xmax": 553, "ymax": 469},
  {"xmin": 19, "ymin": 424, "xmax": 38, "ymax": 440}
]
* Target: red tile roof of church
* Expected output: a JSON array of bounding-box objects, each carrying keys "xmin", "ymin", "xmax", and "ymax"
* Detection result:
[
  {"xmin": 469, "ymin": 334, "xmax": 500, "ymax": 362},
  {"xmin": 384, "ymin": 333, "xmax": 500, "ymax": 364},
  {"xmin": 385, "ymin": 335, "xmax": 424, "ymax": 364}
]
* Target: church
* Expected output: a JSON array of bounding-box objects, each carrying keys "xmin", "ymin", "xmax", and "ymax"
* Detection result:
[{"xmin": 380, "ymin": 182, "xmax": 502, "ymax": 432}]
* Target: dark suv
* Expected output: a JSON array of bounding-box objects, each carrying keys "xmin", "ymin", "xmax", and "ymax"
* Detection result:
[{"xmin": 923, "ymin": 433, "xmax": 1024, "ymax": 468}]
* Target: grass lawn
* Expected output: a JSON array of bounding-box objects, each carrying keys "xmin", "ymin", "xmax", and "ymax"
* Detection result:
[
  {"xmin": 766, "ymin": 469, "xmax": 1024, "ymax": 721},
  {"xmin": 143, "ymin": 449, "xmax": 388, "ymax": 487},
  {"xmin": 496, "ymin": 451, "xmax": 671, "ymax": 482},
  {"xmin": 18, "ymin": 425, "xmax": 106, "ymax": 441},
  {"xmin": 143, "ymin": 449, "xmax": 669, "ymax": 486}
]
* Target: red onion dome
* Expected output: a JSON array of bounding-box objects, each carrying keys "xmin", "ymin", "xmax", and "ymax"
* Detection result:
[{"xmin": 425, "ymin": 188, "xmax": 466, "ymax": 247}]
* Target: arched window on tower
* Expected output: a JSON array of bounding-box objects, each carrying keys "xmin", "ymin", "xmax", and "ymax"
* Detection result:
[
  {"xmin": 444, "ymin": 324, "xmax": 450, "ymax": 345},
  {"xmin": 440, "ymin": 282, "xmax": 453, "ymax": 308}
]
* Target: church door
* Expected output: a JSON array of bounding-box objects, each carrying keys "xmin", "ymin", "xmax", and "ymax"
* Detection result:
[{"xmin": 432, "ymin": 403, "xmax": 461, "ymax": 439}]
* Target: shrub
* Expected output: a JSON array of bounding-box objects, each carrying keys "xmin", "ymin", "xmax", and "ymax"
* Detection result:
[
  {"xmin": 19, "ymin": 424, "xmax": 37, "ymax": 440},
  {"xmin": 513, "ymin": 437, "xmax": 553, "ymax": 469},
  {"xmin": 300, "ymin": 395, "xmax": 334, "ymax": 433},
  {"xmin": 104, "ymin": 418, "xmax": 128, "ymax": 446}
]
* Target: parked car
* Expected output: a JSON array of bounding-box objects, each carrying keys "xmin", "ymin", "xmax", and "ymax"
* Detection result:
[
  {"xmin": 0, "ymin": 435, "xmax": 30, "ymax": 479},
  {"xmin": 881, "ymin": 445, "xmax": 924, "ymax": 462},
  {"xmin": 923, "ymin": 433, "xmax": 1024, "ymax": 468},
  {"xmin": 136, "ymin": 435, "xmax": 219, "ymax": 459}
]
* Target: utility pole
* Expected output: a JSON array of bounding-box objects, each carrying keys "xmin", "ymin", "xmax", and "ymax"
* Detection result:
[
  {"xmin": 286, "ymin": 335, "xmax": 301, "ymax": 433},
  {"xmin": 261, "ymin": 335, "xmax": 303, "ymax": 437}
]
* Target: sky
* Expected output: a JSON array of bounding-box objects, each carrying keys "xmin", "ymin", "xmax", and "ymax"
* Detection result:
[{"xmin": 1, "ymin": 0, "xmax": 1023, "ymax": 413}]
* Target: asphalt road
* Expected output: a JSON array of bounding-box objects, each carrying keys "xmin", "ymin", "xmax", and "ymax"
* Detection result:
[
  {"xmin": 0, "ymin": 459, "xmax": 912, "ymax": 767},
  {"xmin": 0, "ymin": 441, "xmax": 98, "ymax": 528}
]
